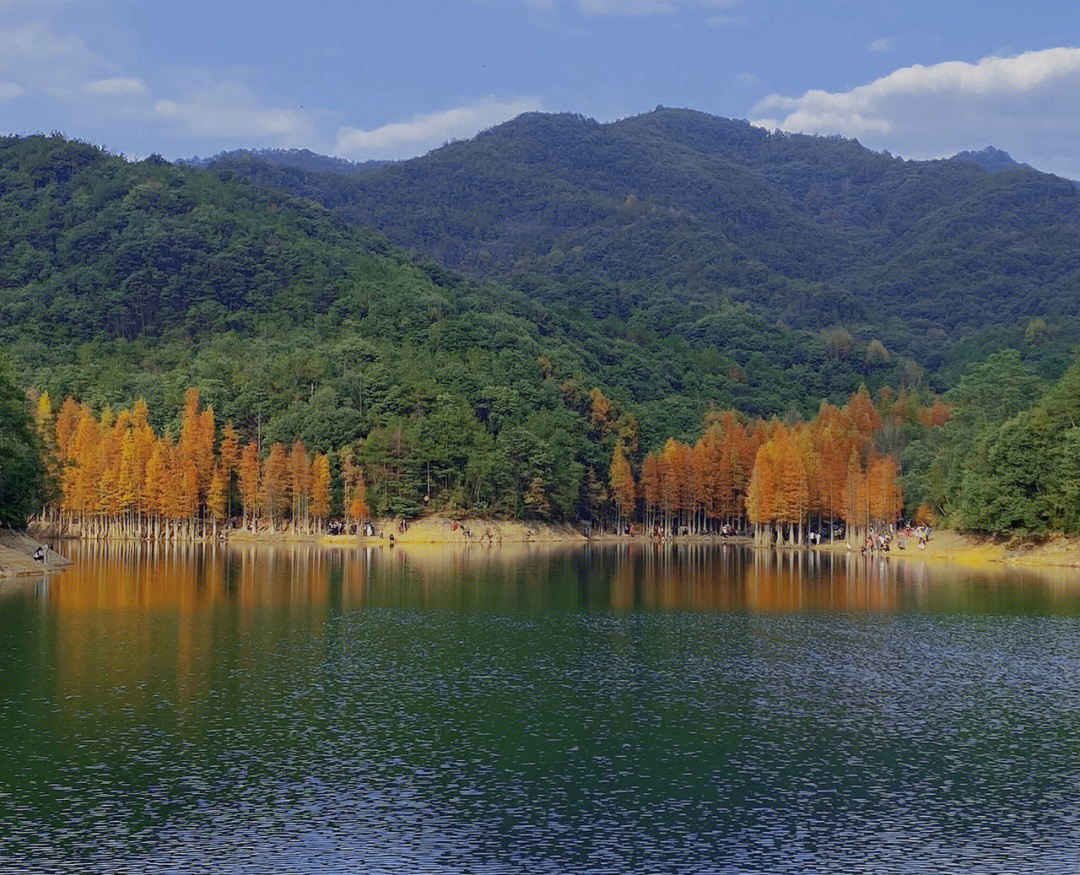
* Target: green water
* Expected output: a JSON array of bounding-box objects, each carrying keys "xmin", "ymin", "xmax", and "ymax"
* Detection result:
[{"xmin": 2, "ymin": 541, "xmax": 1080, "ymax": 873}]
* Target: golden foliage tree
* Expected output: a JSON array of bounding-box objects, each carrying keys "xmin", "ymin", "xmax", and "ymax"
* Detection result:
[{"xmin": 609, "ymin": 441, "xmax": 636, "ymax": 521}]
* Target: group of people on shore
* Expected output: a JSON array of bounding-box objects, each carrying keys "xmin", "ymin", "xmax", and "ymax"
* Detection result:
[{"xmin": 859, "ymin": 522, "xmax": 933, "ymax": 555}]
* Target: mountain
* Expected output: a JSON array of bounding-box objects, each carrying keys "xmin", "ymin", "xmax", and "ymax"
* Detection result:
[
  {"xmin": 207, "ymin": 109, "xmax": 1080, "ymax": 378},
  {"xmin": 948, "ymin": 146, "xmax": 1029, "ymax": 173},
  {"xmin": 0, "ymin": 134, "xmax": 878, "ymax": 517},
  {"xmin": 184, "ymin": 148, "xmax": 388, "ymax": 176}
]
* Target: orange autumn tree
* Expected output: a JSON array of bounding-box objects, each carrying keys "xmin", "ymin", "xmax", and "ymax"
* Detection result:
[
  {"xmin": 639, "ymin": 452, "xmax": 662, "ymax": 531},
  {"xmin": 745, "ymin": 438, "xmax": 777, "ymax": 545},
  {"xmin": 237, "ymin": 442, "xmax": 261, "ymax": 531},
  {"xmin": 348, "ymin": 482, "xmax": 369, "ymax": 523},
  {"xmin": 207, "ymin": 465, "xmax": 229, "ymax": 527},
  {"xmin": 609, "ymin": 441, "xmax": 636, "ymax": 525},
  {"xmin": 40, "ymin": 382, "xmax": 921, "ymax": 543},
  {"xmin": 260, "ymin": 443, "xmax": 289, "ymax": 528},
  {"xmin": 287, "ymin": 440, "xmax": 311, "ymax": 533},
  {"xmin": 311, "ymin": 452, "xmax": 332, "ymax": 528},
  {"xmin": 43, "ymin": 388, "xmax": 348, "ymax": 539}
]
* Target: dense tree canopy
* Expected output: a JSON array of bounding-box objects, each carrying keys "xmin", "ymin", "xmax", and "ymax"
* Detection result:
[
  {"xmin": 206, "ymin": 108, "xmax": 1080, "ymax": 381},
  {"xmin": 0, "ymin": 134, "xmax": 884, "ymax": 527},
  {"xmin": 904, "ymin": 353, "xmax": 1080, "ymax": 537},
  {"xmin": 3, "ymin": 130, "xmax": 1080, "ymax": 535},
  {"xmin": 0, "ymin": 353, "xmax": 50, "ymax": 525}
]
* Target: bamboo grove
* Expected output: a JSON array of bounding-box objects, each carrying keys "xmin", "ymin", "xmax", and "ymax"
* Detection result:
[
  {"xmin": 35, "ymin": 383, "xmax": 947, "ymax": 542},
  {"xmin": 35, "ymin": 388, "xmax": 369, "ymax": 539}
]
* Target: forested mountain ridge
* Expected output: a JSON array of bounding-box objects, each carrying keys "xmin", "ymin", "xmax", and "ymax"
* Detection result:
[
  {"xmin": 184, "ymin": 148, "xmax": 387, "ymax": 177},
  {"xmin": 948, "ymin": 146, "xmax": 1029, "ymax": 173},
  {"xmin": 1, "ymin": 134, "xmax": 886, "ymax": 519},
  {"xmin": 5, "ymin": 129, "xmax": 1080, "ymax": 533},
  {"xmin": 207, "ymin": 108, "xmax": 1080, "ymax": 375}
]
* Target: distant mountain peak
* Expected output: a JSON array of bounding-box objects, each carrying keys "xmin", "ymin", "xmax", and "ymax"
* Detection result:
[
  {"xmin": 948, "ymin": 146, "xmax": 1028, "ymax": 173},
  {"xmin": 183, "ymin": 147, "xmax": 390, "ymax": 176}
]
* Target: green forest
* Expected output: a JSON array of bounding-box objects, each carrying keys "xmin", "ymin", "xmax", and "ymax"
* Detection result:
[
  {"xmin": 204, "ymin": 108, "xmax": 1080, "ymax": 380},
  {"xmin": 3, "ymin": 119, "xmax": 1080, "ymax": 536}
]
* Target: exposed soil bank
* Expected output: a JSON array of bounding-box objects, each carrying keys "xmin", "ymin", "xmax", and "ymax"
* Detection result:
[
  {"xmin": 815, "ymin": 529, "xmax": 1080, "ymax": 570},
  {"xmin": 0, "ymin": 529, "xmax": 71, "ymax": 578},
  {"xmin": 223, "ymin": 516, "xmax": 589, "ymax": 546}
]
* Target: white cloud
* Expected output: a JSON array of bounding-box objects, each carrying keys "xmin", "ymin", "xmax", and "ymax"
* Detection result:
[
  {"xmin": 152, "ymin": 82, "xmax": 313, "ymax": 142},
  {"xmin": 0, "ymin": 19, "xmax": 104, "ymax": 73},
  {"xmin": 87, "ymin": 77, "xmax": 149, "ymax": 98},
  {"xmin": 738, "ymin": 72, "xmax": 758, "ymax": 86},
  {"xmin": 0, "ymin": 19, "xmax": 114, "ymax": 100},
  {"xmin": 750, "ymin": 47, "xmax": 1080, "ymax": 177},
  {"xmin": 0, "ymin": 17, "xmax": 319, "ymax": 148},
  {"xmin": 335, "ymin": 96, "xmax": 545, "ymax": 159},
  {"xmin": 869, "ymin": 37, "xmax": 892, "ymax": 53}
]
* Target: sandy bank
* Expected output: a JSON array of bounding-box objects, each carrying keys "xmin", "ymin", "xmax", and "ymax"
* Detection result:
[
  {"xmin": 37, "ymin": 512, "xmax": 1080, "ymax": 573},
  {"xmin": 0, "ymin": 530, "xmax": 72, "ymax": 577},
  {"xmin": 816, "ymin": 529, "xmax": 1080, "ymax": 570},
  {"xmin": 369, "ymin": 516, "xmax": 587, "ymax": 545},
  {"xmin": 220, "ymin": 516, "xmax": 589, "ymax": 546}
]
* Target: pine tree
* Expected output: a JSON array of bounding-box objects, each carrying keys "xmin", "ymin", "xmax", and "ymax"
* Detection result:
[
  {"xmin": 589, "ymin": 387, "xmax": 615, "ymax": 434},
  {"xmin": 54, "ymin": 397, "xmax": 80, "ymax": 460},
  {"xmin": 215, "ymin": 421, "xmax": 239, "ymax": 520},
  {"xmin": 34, "ymin": 391, "xmax": 53, "ymax": 447},
  {"xmin": 196, "ymin": 408, "xmax": 216, "ymax": 499},
  {"xmin": 746, "ymin": 444, "xmax": 776, "ymax": 544}
]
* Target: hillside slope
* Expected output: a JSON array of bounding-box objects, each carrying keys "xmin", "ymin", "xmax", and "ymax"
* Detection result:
[
  {"xmin": 207, "ymin": 109, "xmax": 1080, "ymax": 374},
  {"xmin": 0, "ymin": 135, "xmax": 879, "ymax": 517}
]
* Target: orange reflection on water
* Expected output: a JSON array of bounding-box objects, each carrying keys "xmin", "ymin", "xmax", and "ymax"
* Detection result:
[
  {"xmin": 601, "ymin": 544, "xmax": 904, "ymax": 613},
  {"xmin": 15, "ymin": 540, "xmax": 1080, "ymax": 708}
]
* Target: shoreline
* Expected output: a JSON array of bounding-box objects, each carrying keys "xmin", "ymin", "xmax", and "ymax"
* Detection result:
[
  {"xmin": 30, "ymin": 515, "xmax": 1080, "ymax": 573},
  {"xmin": 0, "ymin": 529, "xmax": 72, "ymax": 578}
]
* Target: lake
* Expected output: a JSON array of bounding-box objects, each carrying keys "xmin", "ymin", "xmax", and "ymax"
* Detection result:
[{"xmin": 2, "ymin": 541, "xmax": 1080, "ymax": 873}]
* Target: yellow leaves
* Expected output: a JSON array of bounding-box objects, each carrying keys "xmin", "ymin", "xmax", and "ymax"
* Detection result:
[
  {"xmin": 219, "ymin": 423, "xmax": 239, "ymax": 472},
  {"xmin": 639, "ymin": 386, "xmax": 905, "ymax": 529},
  {"xmin": 144, "ymin": 439, "xmax": 172, "ymax": 517},
  {"xmin": 34, "ymin": 390, "xmax": 53, "ymax": 444},
  {"xmin": 339, "ymin": 449, "xmax": 366, "ymax": 521},
  {"xmin": 287, "ymin": 440, "xmax": 311, "ymax": 517},
  {"xmin": 260, "ymin": 442, "xmax": 289, "ymax": 520},
  {"xmin": 609, "ymin": 442, "xmax": 636, "ymax": 517},
  {"xmin": 238, "ymin": 442, "xmax": 261, "ymax": 517},
  {"xmin": 589, "ymin": 387, "xmax": 615, "ymax": 434},
  {"xmin": 345, "ymin": 458, "xmax": 368, "ymax": 521},
  {"xmin": 639, "ymin": 453, "xmax": 661, "ymax": 508},
  {"xmin": 207, "ymin": 465, "xmax": 228, "ymax": 521},
  {"xmin": 311, "ymin": 453, "xmax": 332, "ymax": 520},
  {"xmin": 49, "ymin": 388, "xmax": 347, "ymax": 529}
]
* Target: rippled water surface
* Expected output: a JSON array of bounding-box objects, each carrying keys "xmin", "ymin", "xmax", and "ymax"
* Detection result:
[{"xmin": 3, "ymin": 542, "xmax": 1080, "ymax": 873}]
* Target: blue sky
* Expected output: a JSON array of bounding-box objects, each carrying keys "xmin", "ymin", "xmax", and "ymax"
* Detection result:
[{"xmin": 4, "ymin": 0, "xmax": 1080, "ymax": 175}]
